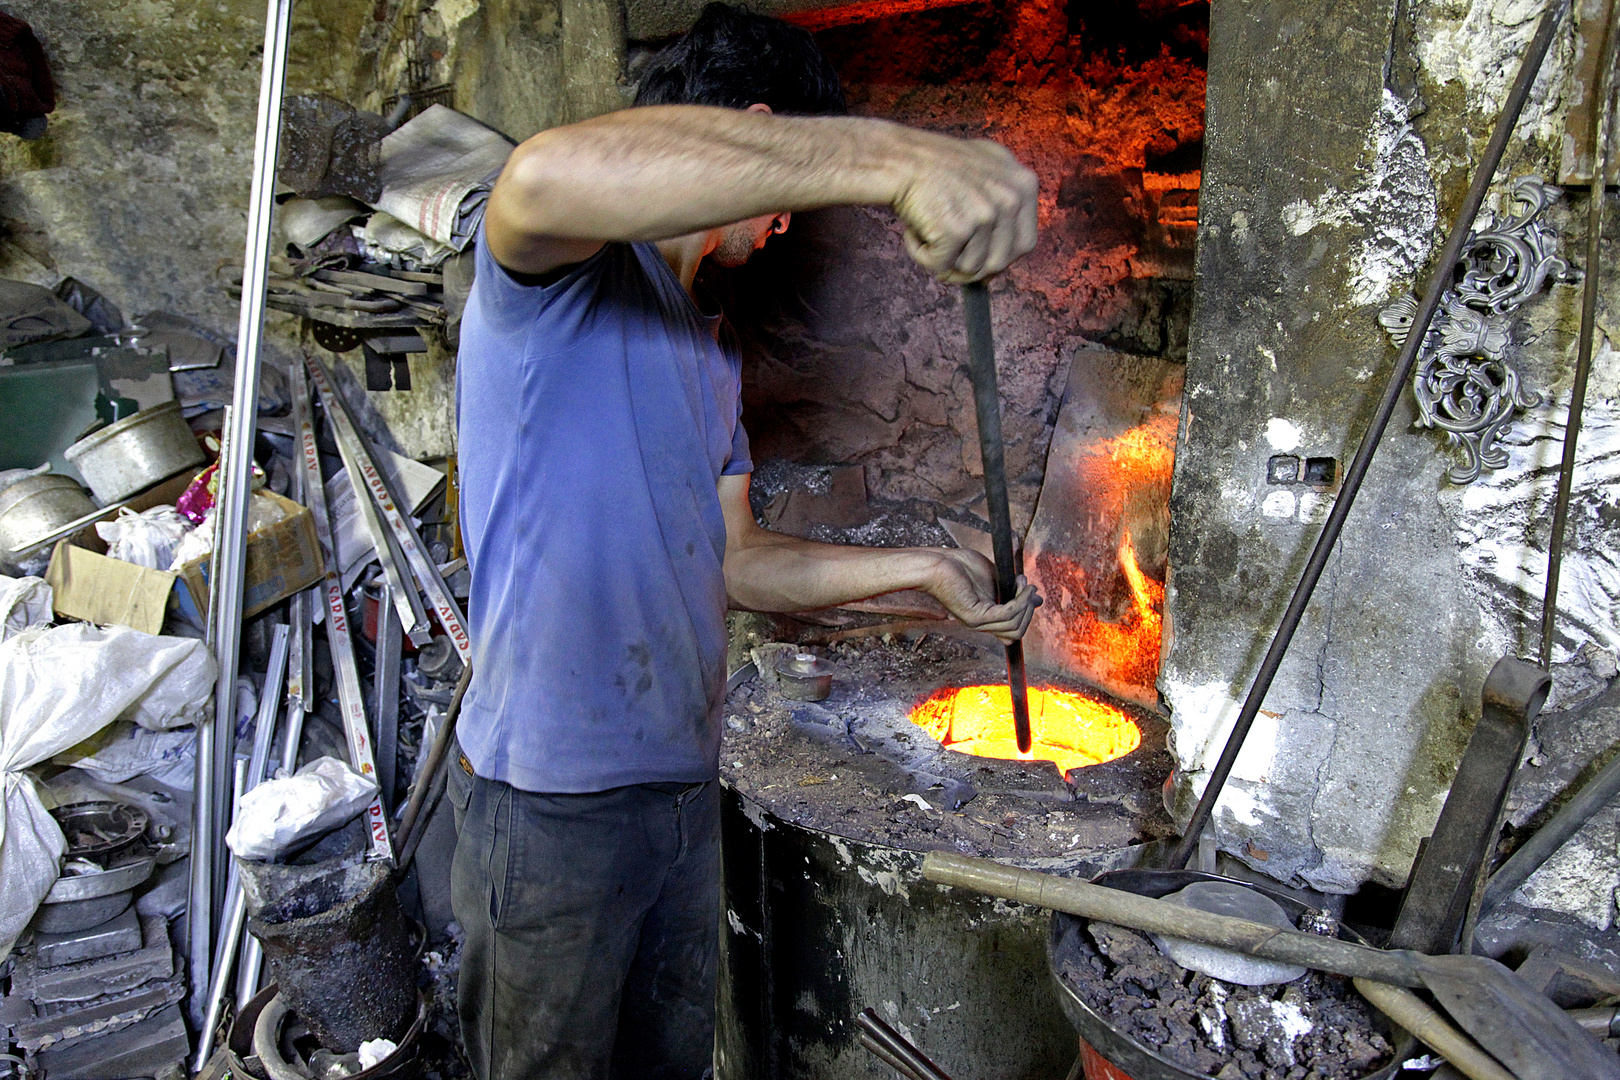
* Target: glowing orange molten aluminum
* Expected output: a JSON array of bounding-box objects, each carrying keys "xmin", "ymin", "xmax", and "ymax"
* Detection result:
[{"xmin": 909, "ymin": 685, "xmax": 1141, "ymax": 775}]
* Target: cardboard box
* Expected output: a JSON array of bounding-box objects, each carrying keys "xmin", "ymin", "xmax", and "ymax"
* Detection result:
[
  {"xmin": 176, "ymin": 491, "xmax": 324, "ymax": 623},
  {"xmin": 47, "ymin": 490, "xmax": 324, "ymax": 633},
  {"xmin": 46, "ymin": 541, "xmax": 177, "ymax": 635}
]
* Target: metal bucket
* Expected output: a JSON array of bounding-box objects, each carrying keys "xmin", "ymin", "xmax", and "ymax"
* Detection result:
[
  {"xmin": 63, "ymin": 400, "xmax": 205, "ymax": 503},
  {"xmin": 1047, "ymin": 869, "xmax": 1412, "ymax": 1080},
  {"xmin": 0, "ymin": 473, "xmax": 96, "ymax": 558}
]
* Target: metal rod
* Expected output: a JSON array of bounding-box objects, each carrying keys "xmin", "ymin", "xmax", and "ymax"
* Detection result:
[
  {"xmin": 1168, "ymin": 0, "xmax": 1569, "ymax": 871},
  {"xmin": 961, "ymin": 281, "xmax": 1032, "ymax": 755},
  {"xmin": 1540, "ymin": 0, "xmax": 1620, "ymax": 669},
  {"xmin": 281, "ymin": 383, "xmax": 315, "ymax": 778},
  {"xmin": 858, "ymin": 1033, "xmax": 931, "ymax": 1080},
  {"xmin": 195, "ymin": 627, "xmax": 289, "ymax": 1070},
  {"xmin": 397, "ymin": 662, "xmax": 473, "ymax": 859},
  {"xmin": 294, "ymin": 361, "xmax": 395, "ymax": 863},
  {"xmin": 1483, "ymin": 746, "xmax": 1620, "ymax": 913},
  {"xmin": 305, "ymin": 355, "xmax": 472, "ymax": 664},
  {"xmin": 340, "ymin": 435, "xmax": 430, "ymax": 644},
  {"xmin": 188, "ymin": 0, "xmax": 295, "ymax": 1020},
  {"xmin": 856, "ymin": 1008, "xmax": 955, "ymax": 1080},
  {"xmin": 375, "ymin": 583, "xmax": 403, "ymax": 813}
]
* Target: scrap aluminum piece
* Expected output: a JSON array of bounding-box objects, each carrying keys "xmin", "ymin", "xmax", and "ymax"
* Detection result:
[
  {"xmin": 43, "ymin": 854, "xmax": 156, "ymax": 904},
  {"xmin": 1378, "ymin": 176, "xmax": 1568, "ymax": 484},
  {"xmin": 775, "ymin": 652, "xmax": 834, "ymax": 701}
]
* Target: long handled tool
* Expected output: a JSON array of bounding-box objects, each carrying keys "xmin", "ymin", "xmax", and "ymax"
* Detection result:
[
  {"xmin": 922, "ymin": 852, "xmax": 1620, "ymax": 1080},
  {"xmin": 856, "ymin": 1007, "xmax": 956, "ymax": 1080},
  {"xmin": 1168, "ymin": 0, "xmax": 1569, "ymax": 870},
  {"xmin": 961, "ymin": 281, "xmax": 1031, "ymax": 755}
]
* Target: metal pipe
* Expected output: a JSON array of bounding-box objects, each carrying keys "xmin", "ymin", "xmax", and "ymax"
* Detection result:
[
  {"xmin": 960, "ymin": 281, "xmax": 1032, "ymax": 755},
  {"xmin": 1540, "ymin": 0, "xmax": 1620, "ymax": 668},
  {"xmin": 397, "ymin": 663, "xmax": 473, "ymax": 859},
  {"xmin": 189, "ymin": 0, "xmax": 295, "ymax": 1016},
  {"xmin": 856, "ymin": 1008, "xmax": 954, "ymax": 1080},
  {"xmin": 1168, "ymin": 0, "xmax": 1569, "ymax": 870},
  {"xmin": 375, "ymin": 584, "xmax": 403, "ymax": 813}
]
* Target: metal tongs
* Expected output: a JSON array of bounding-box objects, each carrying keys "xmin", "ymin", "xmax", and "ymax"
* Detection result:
[{"xmin": 856, "ymin": 1006, "xmax": 957, "ymax": 1080}]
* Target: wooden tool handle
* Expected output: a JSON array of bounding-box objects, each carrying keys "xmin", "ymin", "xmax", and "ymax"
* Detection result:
[{"xmin": 921, "ymin": 852, "xmax": 1423, "ymax": 987}]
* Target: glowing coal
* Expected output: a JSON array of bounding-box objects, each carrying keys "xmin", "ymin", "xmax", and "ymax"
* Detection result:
[{"xmin": 909, "ymin": 684, "xmax": 1142, "ymax": 775}]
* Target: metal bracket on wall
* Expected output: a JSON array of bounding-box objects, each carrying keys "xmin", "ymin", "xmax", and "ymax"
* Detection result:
[{"xmin": 1377, "ymin": 176, "xmax": 1571, "ymax": 484}]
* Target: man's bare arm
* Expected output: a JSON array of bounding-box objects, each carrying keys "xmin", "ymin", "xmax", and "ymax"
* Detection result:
[
  {"xmin": 486, "ymin": 105, "xmax": 1038, "ymax": 283},
  {"xmin": 718, "ymin": 474, "xmax": 1037, "ymax": 644}
]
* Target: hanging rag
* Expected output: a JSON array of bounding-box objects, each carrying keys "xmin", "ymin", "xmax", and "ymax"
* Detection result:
[{"xmin": 0, "ymin": 12, "xmax": 53, "ymax": 140}]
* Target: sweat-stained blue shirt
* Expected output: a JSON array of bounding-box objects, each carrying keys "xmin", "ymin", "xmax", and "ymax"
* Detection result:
[{"xmin": 454, "ymin": 231, "xmax": 752, "ymax": 792}]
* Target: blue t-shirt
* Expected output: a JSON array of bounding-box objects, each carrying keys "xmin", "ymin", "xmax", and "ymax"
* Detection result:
[{"xmin": 454, "ymin": 233, "xmax": 752, "ymax": 792}]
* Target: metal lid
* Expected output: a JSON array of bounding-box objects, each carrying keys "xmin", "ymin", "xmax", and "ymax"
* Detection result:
[{"xmin": 776, "ymin": 652, "xmax": 834, "ymax": 679}]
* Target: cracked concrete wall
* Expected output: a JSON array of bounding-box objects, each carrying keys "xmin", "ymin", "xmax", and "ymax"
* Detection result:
[
  {"xmin": 1, "ymin": 0, "xmax": 623, "ymax": 459},
  {"xmin": 1164, "ymin": 0, "xmax": 1620, "ymax": 908}
]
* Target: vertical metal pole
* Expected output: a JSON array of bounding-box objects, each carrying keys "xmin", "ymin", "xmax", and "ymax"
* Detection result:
[
  {"xmin": 189, "ymin": 0, "xmax": 295, "ymax": 1018},
  {"xmin": 375, "ymin": 585, "xmax": 403, "ymax": 814}
]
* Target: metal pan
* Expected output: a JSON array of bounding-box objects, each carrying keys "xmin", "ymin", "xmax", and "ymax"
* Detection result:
[{"xmin": 1046, "ymin": 868, "xmax": 1411, "ymax": 1080}]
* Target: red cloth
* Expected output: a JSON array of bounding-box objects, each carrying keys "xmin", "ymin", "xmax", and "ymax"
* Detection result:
[{"xmin": 0, "ymin": 11, "xmax": 53, "ymax": 135}]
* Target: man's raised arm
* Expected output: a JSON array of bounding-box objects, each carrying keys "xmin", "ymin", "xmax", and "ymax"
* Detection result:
[{"xmin": 485, "ymin": 105, "xmax": 1038, "ymax": 282}]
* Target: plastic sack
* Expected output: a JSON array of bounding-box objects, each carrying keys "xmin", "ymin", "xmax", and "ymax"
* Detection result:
[
  {"xmin": 167, "ymin": 495, "xmax": 287, "ymax": 571},
  {"xmin": 226, "ymin": 756, "xmax": 378, "ymax": 861},
  {"xmin": 54, "ymin": 721, "xmax": 196, "ymax": 789},
  {"xmin": 96, "ymin": 506, "xmax": 194, "ymax": 571},
  {"xmin": 0, "ymin": 576, "xmax": 51, "ymax": 641},
  {"xmin": 0, "ymin": 623, "xmax": 215, "ymax": 960}
]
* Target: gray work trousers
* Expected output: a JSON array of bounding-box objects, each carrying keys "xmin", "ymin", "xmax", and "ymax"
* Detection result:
[{"xmin": 447, "ymin": 744, "xmax": 720, "ymax": 1080}]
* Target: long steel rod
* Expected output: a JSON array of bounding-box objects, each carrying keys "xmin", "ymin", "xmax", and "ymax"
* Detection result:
[
  {"xmin": 1540, "ymin": 0, "xmax": 1620, "ymax": 669},
  {"xmin": 1168, "ymin": 0, "xmax": 1569, "ymax": 870},
  {"xmin": 961, "ymin": 281, "xmax": 1032, "ymax": 754},
  {"xmin": 188, "ymin": 0, "xmax": 295, "ymax": 1017}
]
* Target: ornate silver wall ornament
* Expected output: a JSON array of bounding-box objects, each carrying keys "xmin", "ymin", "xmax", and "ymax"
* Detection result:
[{"xmin": 1378, "ymin": 177, "xmax": 1569, "ymax": 484}]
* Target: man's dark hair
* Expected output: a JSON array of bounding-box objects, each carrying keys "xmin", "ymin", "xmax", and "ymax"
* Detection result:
[{"xmin": 634, "ymin": 3, "xmax": 846, "ymax": 116}]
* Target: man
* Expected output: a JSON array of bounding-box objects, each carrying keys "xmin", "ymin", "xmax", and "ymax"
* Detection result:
[{"xmin": 450, "ymin": 5, "xmax": 1040, "ymax": 1078}]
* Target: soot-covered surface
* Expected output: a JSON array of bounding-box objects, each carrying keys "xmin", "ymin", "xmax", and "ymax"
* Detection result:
[
  {"xmin": 1056, "ymin": 917, "xmax": 1394, "ymax": 1080},
  {"xmin": 718, "ymin": 632, "xmax": 1175, "ymax": 860}
]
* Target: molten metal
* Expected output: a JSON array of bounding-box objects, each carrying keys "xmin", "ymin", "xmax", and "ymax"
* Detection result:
[{"xmin": 910, "ymin": 684, "xmax": 1141, "ymax": 775}]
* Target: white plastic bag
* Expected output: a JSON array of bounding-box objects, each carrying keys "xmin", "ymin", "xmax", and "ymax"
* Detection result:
[
  {"xmin": 96, "ymin": 505, "xmax": 193, "ymax": 570},
  {"xmin": 0, "ymin": 577, "xmax": 51, "ymax": 641},
  {"xmin": 0, "ymin": 622, "xmax": 215, "ymax": 960},
  {"xmin": 226, "ymin": 757, "xmax": 378, "ymax": 860},
  {"xmin": 166, "ymin": 495, "xmax": 287, "ymax": 572}
]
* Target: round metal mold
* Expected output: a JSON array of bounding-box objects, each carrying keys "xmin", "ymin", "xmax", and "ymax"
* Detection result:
[
  {"xmin": 775, "ymin": 651, "xmax": 834, "ymax": 701},
  {"xmin": 51, "ymin": 800, "xmax": 150, "ymax": 858},
  {"xmin": 63, "ymin": 400, "xmax": 206, "ymax": 503},
  {"xmin": 234, "ymin": 984, "xmax": 429, "ymax": 1080},
  {"xmin": 0, "ymin": 473, "xmax": 96, "ymax": 557},
  {"xmin": 1047, "ymin": 868, "xmax": 1412, "ymax": 1080},
  {"xmin": 43, "ymin": 851, "xmax": 158, "ymax": 903}
]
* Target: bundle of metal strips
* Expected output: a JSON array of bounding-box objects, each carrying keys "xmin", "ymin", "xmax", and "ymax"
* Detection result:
[
  {"xmin": 292, "ymin": 361, "xmax": 395, "ymax": 863},
  {"xmin": 303, "ymin": 354, "xmax": 472, "ymax": 664}
]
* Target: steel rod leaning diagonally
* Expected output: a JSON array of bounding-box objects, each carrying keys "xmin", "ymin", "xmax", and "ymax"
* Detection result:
[
  {"xmin": 187, "ymin": 0, "xmax": 295, "ymax": 1019},
  {"xmin": 961, "ymin": 281, "xmax": 1032, "ymax": 755},
  {"xmin": 1168, "ymin": 0, "xmax": 1569, "ymax": 871},
  {"xmin": 1540, "ymin": 0, "xmax": 1620, "ymax": 669}
]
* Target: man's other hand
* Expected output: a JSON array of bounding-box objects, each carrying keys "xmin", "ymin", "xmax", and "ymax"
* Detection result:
[
  {"xmin": 891, "ymin": 133, "xmax": 1039, "ymax": 284},
  {"xmin": 922, "ymin": 547, "xmax": 1040, "ymax": 644}
]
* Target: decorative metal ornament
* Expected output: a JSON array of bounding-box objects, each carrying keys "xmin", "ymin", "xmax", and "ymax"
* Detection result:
[{"xmin": 1378, "ymin": 176, "xmax": 1569, "ymax": 484}]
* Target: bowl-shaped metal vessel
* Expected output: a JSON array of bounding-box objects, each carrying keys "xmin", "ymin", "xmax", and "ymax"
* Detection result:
[
  {"xmin": 0, "ymin": 473, "xmax": 96, "ymax": 558},
  {"xmin": 63, "ymin": 400, "xmax": 205, "ymax": 503},
  {"xmin": 1048, "ymin": 868, "xmax": 1411, "ymax": 1080}
]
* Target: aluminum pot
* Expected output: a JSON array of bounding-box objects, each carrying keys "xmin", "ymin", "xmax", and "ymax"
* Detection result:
[
  {"xmin": 63, "ymin": 400, "xmax": 206, "ymax": 504},
  {"xmin": 0, "ymin": 473, "xmax": 96, "ymax": 558}
]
